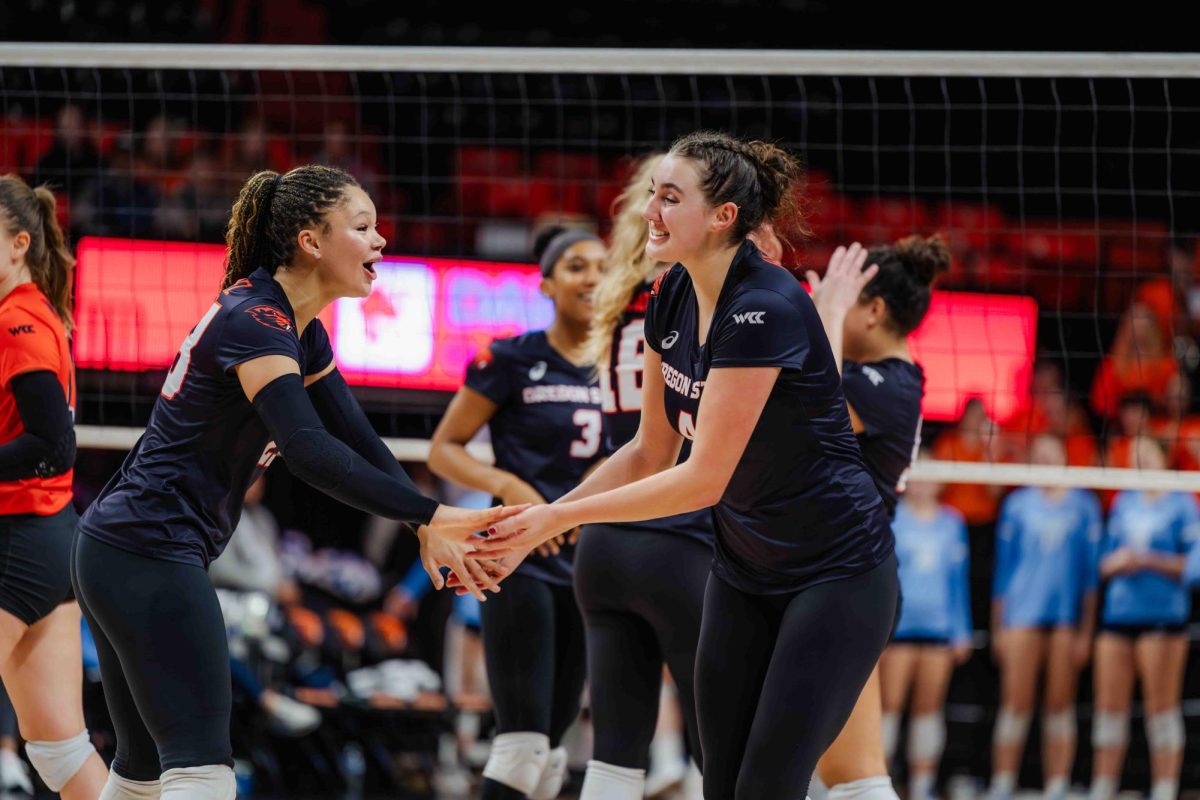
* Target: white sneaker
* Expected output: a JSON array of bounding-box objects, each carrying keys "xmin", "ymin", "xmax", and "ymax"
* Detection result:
[
  {"xmin": 0, "ymin": 748, "xmax": 32, "ymax": 795},
  {"xmin": 645, "ymin": 756, "xmax": 687, "ymax": 798},
  {"xmin": 262, "ymin": 691, "xmax": 322, "ymax": 736}
]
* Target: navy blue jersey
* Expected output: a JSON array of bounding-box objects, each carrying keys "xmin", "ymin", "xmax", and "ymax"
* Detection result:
[
  {"xmin": 842, "ymin": 358, "xmax": 925, "ymax": 517},
  {"xmin": 645, "ymin": 241, "xmax": 893, "ymax": 594},
  {"xmin": 465, "ymin": 330, "xmax": 606, "ymax": 586},
  {"xmin": 79, "ymin": 269, "xmax": 333, "ymax": 567},
  {"xmin": 598, "ymin": 280, "xmax": 713, "ymax": 545}
]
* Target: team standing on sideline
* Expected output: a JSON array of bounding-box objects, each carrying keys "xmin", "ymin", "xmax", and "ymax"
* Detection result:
[{"xmin": 1, "ymin": 125, "xmax": 1198, "ymax": 800}]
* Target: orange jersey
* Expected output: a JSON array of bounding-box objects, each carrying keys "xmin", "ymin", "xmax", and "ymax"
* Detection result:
[
  {"xmin": 0, "ymin": 283, "xmax": 74, "ymax": 515},
  {"xmin": 932, "ymin": 432, "xmax": 1000, "ymax": 525}
]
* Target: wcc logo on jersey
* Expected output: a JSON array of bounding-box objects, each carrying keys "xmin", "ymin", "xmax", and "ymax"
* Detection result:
[
  {"xmin": 245, "ymin": 305, "xmax": 295, "ymax": 334},
  {"xmin": 7, "ymin": 324, "xmax": 34, "ymax": 336},
  {"xmin": 732, "ymin": 311, "xmax": 766, "ymax": 325}
]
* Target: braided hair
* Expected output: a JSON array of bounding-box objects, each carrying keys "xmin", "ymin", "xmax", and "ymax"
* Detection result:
[{"xmin": 222, "ymin": 165, "xmax": 359, "ymax": 289}]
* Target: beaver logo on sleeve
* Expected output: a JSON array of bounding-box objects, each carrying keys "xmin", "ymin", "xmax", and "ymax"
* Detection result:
[{"xmin": 245, "ymin": 305, "xmax": 295, "ymax": 334}]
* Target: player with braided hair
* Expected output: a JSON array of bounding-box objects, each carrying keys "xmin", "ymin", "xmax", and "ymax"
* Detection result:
[{"xmin": 73, "ymin": 166, "xmax": 522, "ymax": 799}]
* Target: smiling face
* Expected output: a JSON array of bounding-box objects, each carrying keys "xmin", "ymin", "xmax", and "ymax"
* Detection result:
[
  {"xmin": 542, "ymin": 239, "xmax": 607, "ymax": 326},
  {"xmin": 297, "ymin": 185, "xmax": 385, "ymax": 299},
  {"xmin": 643, "ymin": 154, "xmax": 737, "ymax": 266}
]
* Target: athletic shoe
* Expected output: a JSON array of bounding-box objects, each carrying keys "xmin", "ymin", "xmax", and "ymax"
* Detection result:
[
  {"xmin": 262, "ymin": 691, "xmax": 322, "ymax": 736},
  {"xmin": 0, "ymin": 748, "xmax": 32, "ymax": 796}
]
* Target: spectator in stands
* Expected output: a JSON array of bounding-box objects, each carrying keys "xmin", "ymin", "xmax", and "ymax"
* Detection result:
[
  {"xmin": 31, "ymin": 103, "xmax": 105, "ymax": 202},
  {"xmin": 157, "ymin": 141, "xmax": 234, "ymax": 243},
  {"xmin": 71, "ymin": 133, "xmax": 161, "ymax": 238},
  {"xmin": 1135, "ymin": 237, "xmax": 1200, "ymax": 353},
  {"xmin": 879, "ymin": 462, "xmax": 972, "ymax": 800},
  {"xmin": 988, "ymin": 435, "xmax": 1101, "ymax": 800},
  {"xmin": 1152, "ymin": 373, "xmax": 1200, "ymax": 471},
  {"xmin": 933, "ymin": 397, "xmax": 1003, "ymax": 531},
  {"xmin": 222, "ymin": 115, "xmax": 288, "ymax": 196},
  {"xmin": 312, "ymin": 119, "xmax": 378, "ymax": 197},
  {"xmin": 136, "ymin": 114, "xmax": 187, "ymax": 195},
  {"xmin": 1090, "ymin": 436, "xmax": 1197, "ymax": 800},
  {"xmin": 1001, "ymin": 360, "xmax": 1098, "ymax": 467},
  {"xmin": 1091, "ymin": 302, "xmax": 1179, "ymax": 420}
]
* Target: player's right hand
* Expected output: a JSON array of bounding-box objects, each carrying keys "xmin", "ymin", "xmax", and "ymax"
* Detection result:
[
  {"xmin": 417, "ymin": 525, "xmax": 506, "ymax": 602},
  {"xmin": 425, "ymin": 503, "xmax": 529, "ymax": 543},
  {"xmin": 496, "ymin": 478, "xmax": 563, "ymax": 557}
]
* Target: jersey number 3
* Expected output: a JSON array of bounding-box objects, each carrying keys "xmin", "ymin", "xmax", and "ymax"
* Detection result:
[
  {"xmin": 570, "ymin": 409, "xmax": 602, "ymax": 459},
  {"xmin": 161, "ymin": 303, "xmax": 221, "ymax": 399}
]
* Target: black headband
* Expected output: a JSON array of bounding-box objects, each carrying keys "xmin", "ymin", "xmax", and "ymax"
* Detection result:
[{"xmin": 538, "ymin": 228, "xmax": 602, "ymax": 277}]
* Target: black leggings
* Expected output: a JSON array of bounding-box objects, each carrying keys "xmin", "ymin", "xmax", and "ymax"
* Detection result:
[
  {"xmin": 479, "ymin": 572, "xmax": 587, "ymax": 800},
  {"xmin": 574, "ymin": 525, "xmax": 710, "ymax": 770},
  {"xmin": 71, "ymin": 533, "xmax": 233, "ymax": 780},
  {"xmin": 696, "ymin": 554, "xmax": 898, "ymax": 800}
]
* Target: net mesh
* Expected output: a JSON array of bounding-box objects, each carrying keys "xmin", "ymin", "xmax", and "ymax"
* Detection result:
[{"xmin": 3, "ymin": 54, "xmax": 1200, "ymax": 488}]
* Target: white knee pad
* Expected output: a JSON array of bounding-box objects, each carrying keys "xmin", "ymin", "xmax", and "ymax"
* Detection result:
[
  {"xmin": 1091, "ymin": 711, "xmax": 1130, "ymax": 749},
  {"xmin": 483, "ymin": 732, "xmax": 550, "ymax": 795},
  {"xmin": 529, "ymin": 746, "xmax": 568, "ymax": 800},
  {"xmin": 579, "ymin": 759, "xmax": 646, "ymax": 800},
  {"xmin": 1041, "ymin": 709, "xmax": 1076, "ymax": 742},
  {"xmin": 159, "ymin": 765, "xmax": 236, "ymax": 800},
  {"xmin": 907, "ymin": 713, "xmax": 947, "ymax": 763},
  {"xmin": 880, "ymin": 712, "xmax": 900, "ymax": 762},
  {"xmin": 1146, "ymin": 708, "xmax": 1185, "ymax": 753},
  {"xmin": 827, "ymin": 775, "xmax": 900, "ymax": 800},
  {"xmin": 99, "ymin": 772, "xmax": 162, "ymax": 800},
  {"xmin": 993, "ymin": 709, "xmax": 1031, "ymax": 746},
  {"xmin": 24, "ymin": 730, "xmax": 97, "ymax": 792}
]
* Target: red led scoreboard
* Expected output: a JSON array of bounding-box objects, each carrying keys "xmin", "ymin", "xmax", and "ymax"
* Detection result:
[{"xmin": 73, "ymin": 237, "xmax": 1036, "ymax": 422}]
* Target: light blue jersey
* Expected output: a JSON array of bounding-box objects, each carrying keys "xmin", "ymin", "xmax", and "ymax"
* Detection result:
[
  {"xmin": 892, "ymin": 502, "xmax": 972, "ymax": 644},
  {"xmin": 1102, "ymin": 490, "xmax": 1200, "ymax": 626},
  {"xmin": 994, "ymin": 487, "xmax": 1102, "ymax": 628}
]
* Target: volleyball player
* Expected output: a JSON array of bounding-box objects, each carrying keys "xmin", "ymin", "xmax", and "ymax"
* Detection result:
[
  {"xmin": 71, "ymin": 166, "xmax": 522, "ymax": 799},
  {"xmin": 803, "ymin": 235, "xmax": 947, "ymax": 800},
  {"xmin": 479, "ymin": 131, "xmax": 898, "ymax": 800},
  {"xmin": 989, "ymin": 434, "xmax": 1101, "ymax": 800},
  {"xmin": 1090, "ymin": 436, "xmax": 1196, "ymax": 800},
  {"xmin": 879, "ymin": 462, "xmax": 972, "ymax": 800},
  {"xmin": 426, "ymin": 225, "xmax": 606, "ymax": 800},
  {"xmin": 0, "ymin": 175, "xmax": 108, "ymax": 799},
  {"xmin": 567, "ymin": 153, "xmax": 716, "ymax": 799}
]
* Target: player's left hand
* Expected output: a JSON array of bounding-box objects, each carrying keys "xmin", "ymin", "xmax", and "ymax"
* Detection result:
[
  {"xmin": 472, "ymin": 504, "xmax": 570, "ymax": 558},
  {"xmin": 805, "ymin": 243, "xmax": 879, "ymax": 317},
  {"xmin": 417, "ymin": 525, "xmax": 504, "ymax": 602}
]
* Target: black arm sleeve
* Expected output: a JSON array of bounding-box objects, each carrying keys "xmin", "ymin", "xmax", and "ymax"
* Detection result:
[
  {"xmin": 0, "ymin": 371, "xmax": 76, "ymax": 482},
  {"xmin": 253, "ymin": 373, "xmax": 440, "ymax": 525},
  {"xmin": 306, "ymin": 368, "xmax": 422, "ymax": 494}
]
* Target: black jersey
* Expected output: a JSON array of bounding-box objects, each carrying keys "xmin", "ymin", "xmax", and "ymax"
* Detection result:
[
  {"xmin": 79, "ymin": 269, "xmax": 333, "ymax": 567},
  {"xmin": 644, "ymin": 241, "xmax": 894, "ymax": 594},
  {"xmin": 598, "ymin": 280, "xmax": 713, "ymax": 545},
  {"xmin": 842, "ymin": 358, "xmax": 925, "ymax": 518},
  {"xmin": 465, "ymin": 330, "xmax": 606, "ymax": 586}
]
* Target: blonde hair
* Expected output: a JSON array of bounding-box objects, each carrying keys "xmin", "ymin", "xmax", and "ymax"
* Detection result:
[{"xmin": 583, "ymin": 153, "xmax": 665, "ymax": 365}]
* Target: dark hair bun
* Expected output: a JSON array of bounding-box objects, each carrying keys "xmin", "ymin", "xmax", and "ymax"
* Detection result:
[{"xmin": 892, "ymin": 234, "xmax": 951, "ymax": 286}]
